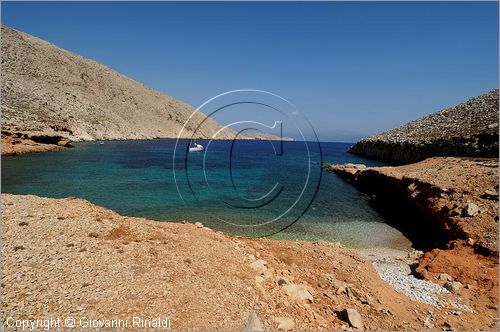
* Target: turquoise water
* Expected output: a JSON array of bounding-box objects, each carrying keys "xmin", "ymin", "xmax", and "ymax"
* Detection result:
[{"xmin": 1, "ymin": 139, "xmax": 411, "ymax": 248}]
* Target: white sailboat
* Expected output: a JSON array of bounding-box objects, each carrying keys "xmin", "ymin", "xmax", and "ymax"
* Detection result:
[{"xmin": 189, "ymin": 141, "xmax": 204, "ymax": 152}]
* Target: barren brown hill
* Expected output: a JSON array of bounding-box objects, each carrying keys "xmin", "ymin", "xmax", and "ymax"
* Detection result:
[
  {"xmin": 349, "ymin": 89, "xmax": 499, "ymax": 163},
  {"xmin": 0, "ymin": 25, "xmax": 279, "ymax": 146}
]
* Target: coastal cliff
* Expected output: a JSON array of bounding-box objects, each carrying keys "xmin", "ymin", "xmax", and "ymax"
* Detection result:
[
  {"xmin": 324, "ymin": 158, "xmax": 499, "ymax": 255},
  {"xmin": 349, "ymin": 89, "xmax": 499, "ymax": 164},
  {"xmin": 1, "ymin": 25, "xmax": 281, "ymax": 154}
]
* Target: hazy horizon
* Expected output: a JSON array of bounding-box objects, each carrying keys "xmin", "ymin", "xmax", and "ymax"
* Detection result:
[{"xmin": 2, "ymin": 1, "xmax": 498, "ymax": 142}]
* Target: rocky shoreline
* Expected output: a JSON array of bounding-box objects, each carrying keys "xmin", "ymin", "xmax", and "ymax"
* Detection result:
[
  {"xmin": 1, "ymin": 131, "xmax": 72, "ymax": 156},
  {"xmin": 321, "ymin": 157, "xmax": 499, "ymax": 330},
  {"xmin": 349, "ymin": 90, "xmax": 499, "ymax": 164},
  {"xmin": 323, "ymin": 157, "xmax": 499, "ymax": 255},
  {"xmin": 2, "ymin": 194, "xmax": 498, "ymax": 331}
]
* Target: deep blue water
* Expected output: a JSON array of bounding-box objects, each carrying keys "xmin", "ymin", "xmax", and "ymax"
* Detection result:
[{"xmin": 1, "ymin": 139, "xmax": 411, "ymax": 248}]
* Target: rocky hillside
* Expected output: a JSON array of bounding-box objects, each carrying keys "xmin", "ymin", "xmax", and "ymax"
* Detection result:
[
  {"xmin": 1, "ymin": 25, "xmax": 277, "ymax": 143},
  {"xmin": 349, "ymin": 89, "xmax": 499, "ymax": 163}
]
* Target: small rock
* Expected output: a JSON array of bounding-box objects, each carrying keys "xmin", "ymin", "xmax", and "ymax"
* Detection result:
[
  {"xmin": 250, "ymin": 259, "xmax": 268, "ymax": 275},
  {"xmin": 438, "ymin": 273, "xmax": 453, "ymax": 282},
  {"xmin": 482, "ymin": 189, "xmax": 499, "ymax": 199},
  {"xmin": 276, "ymin": 277, "xmax": 289, "ymax": 286},
  {"xmin": 444, "ymin": 281, "xmax": 462, "ymax": 293},
  {"xmin": 275, "ymin": 317, "xmax": 295, "ymax": 331},
  {"xmin": 338, "ymin": 308, "xmax": 363, "ymax": 330},
  {"xmin": 466, "ymin": 238, "xmax": 475, "ymax": 246},
  {"xmin": 245, "ymin": 311, "xmax": 263, "ymax": 331},
  {"xmin": 462, "ymin": 203, "xmax": 479, "ymax": 217},
  {"xmin": 194, "ymin": 222, "xmax": 204, "ymax": 228},
  {"xmin": 57, "ymin": 138, "xmax": 71, "ymax": 147},
  {"xmin": 407, "ymin": 249, "xmax": 424, "ymax": 260},
  {"xmin": 283, "ymin": 283, "xmax": 313, "ymax": 303}
]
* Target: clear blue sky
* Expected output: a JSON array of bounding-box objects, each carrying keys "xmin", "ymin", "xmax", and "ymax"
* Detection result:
[{"xmin": 2, "ymin": 1, "xmax": 498, "ymax": 142}]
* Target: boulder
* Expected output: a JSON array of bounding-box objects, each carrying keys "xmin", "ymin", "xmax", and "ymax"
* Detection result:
[
  {"xmin": 462, "ymin": 203, "xmax": 479, "ymax": 217},
  {"xmin": 338, "ymin": 308, "xmax": 363, "ymax": 330},
  {"xmin": 274, "ymin": 317, "xmax": 295, "ymax": 331},
  {"xmin": 250, "ymin": 259, "xmax": 268, "ymax": 275},
  {"xmin": 444, "ymin": 281, "xmax": 462, "ymax": 293},
  {"xmin": 438, "ymin": 273, "xmax": 453, "ymax": 282},
  {"xmin": 283, "ymin": 284, "xmax": 313, "ymax": 303},
  {"xmin": 245, "ymin": 311, "xmax": 264, "ymax": 331}
]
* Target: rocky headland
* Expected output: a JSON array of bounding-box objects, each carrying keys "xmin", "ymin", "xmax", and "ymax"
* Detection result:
[
  {"xmin": 2, "ymin": 194, "xmax": 498, "ymax": 331},
  {"xmin": 349, "ymin": 89, "xmax": 499, "ymax": 164},
  {"xmin": 324, "ymin": 158, "xmax": 498, "ymax": 255},
  {"xmin": 1, "ymin": 25, "xmax": 284, "ymax": 156}
]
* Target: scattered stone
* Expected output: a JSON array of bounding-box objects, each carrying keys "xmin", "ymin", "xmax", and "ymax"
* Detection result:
[
  {"xmin": 275, "ymin": 317, "xmax": 295, "ymax": 331},
  {"xmin": 194, "ymin": 222, "xmax": 204, "ymax": 228},
  {"xmin": 283, "ymin": 283, "xmax": 313, "ymax": 303},
  {"xmin": 250, "ymin": 259, "xmax": 268, "ymax": 275},
  {"xmin": 482, "ymin": 189, "xmax": 499, "ymax": 199},
  {"xmin": 407, "ymin": 249, "xmax": 424, "ymax": 260},
  {"xmin": 276, "ymin": 276, "xmax": 289, "ymax": 286},
  {"xmin": 462, "ymin": 203, "xmax": 479, "ymax": 217},
  {"xmin": 466, "ymin": 238, "xmax": 475, "ymax": 246},
  {"xmin": 245, "ymin": 311, "xmax": 263, "ymax": 332},
  {"xmin": 338, "ymin": 308, "xmax": 363, "ymax": 330},
  {"xmin": 444, "ymin": 281, "xmax": 462, "ymax": 293},
  {"xmin": 438, "ymin": 273, "xmax": 453, "ymax": 282},
  {"xmin": 18, "ymin": 221, "xmax": 29, "ymax": 226}
]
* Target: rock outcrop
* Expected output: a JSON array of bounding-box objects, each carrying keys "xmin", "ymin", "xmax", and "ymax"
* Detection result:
[
  {"xmin": 323, "ymin": 158, "xmax": 499, "ymax": 255},
  {"xmin": 349, "ymin": 89, "xmax": 499, "ymax": 163},
  {"xmin": 1, "ymin": 25, "xmax": 280, "ymax": 143}
]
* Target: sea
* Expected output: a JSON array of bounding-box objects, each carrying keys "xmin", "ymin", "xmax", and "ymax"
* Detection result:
[{"xmin": 1, "ymin": 139, "xmax": 411, "ymax": 249}]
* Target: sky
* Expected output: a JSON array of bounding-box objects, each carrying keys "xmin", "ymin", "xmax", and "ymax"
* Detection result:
[{"xmin": 2, "ymin": 1, "xmax": 498, "ymax": 142}]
